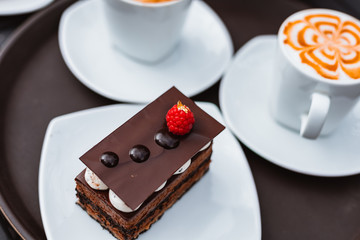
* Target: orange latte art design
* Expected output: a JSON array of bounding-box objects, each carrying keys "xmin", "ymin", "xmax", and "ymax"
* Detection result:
[{"xmin": 283, "ymin": 13, "xmax": 360, "ymax": 80}]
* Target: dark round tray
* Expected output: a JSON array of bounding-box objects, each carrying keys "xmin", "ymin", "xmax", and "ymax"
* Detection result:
[
  {"xmin": 1, "ymin": 0, "xmax": 360, "ymax": 239},
  {"xmin": 0, "ymin": 0, "xmax": 114, "ymax": 239}
]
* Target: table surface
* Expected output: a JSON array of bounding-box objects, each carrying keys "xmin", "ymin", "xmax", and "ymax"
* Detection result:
[{"xmin": 1, "ymin": 0, "xmax": 360, "ymax": 239}]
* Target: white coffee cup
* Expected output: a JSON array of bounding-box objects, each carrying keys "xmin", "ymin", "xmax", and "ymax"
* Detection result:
[
  {"xmin": 102, "ymin": 0, "xmax": 192, "ymax": 63},
  {"xmin": 270, "ymin": 9, "xmax": 360, "ymax": 139}
]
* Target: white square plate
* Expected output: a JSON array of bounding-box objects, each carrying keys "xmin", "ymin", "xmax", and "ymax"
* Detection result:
[{"xmin": 39, "ymin": 102, "xmax": 261, "ymax": 240}]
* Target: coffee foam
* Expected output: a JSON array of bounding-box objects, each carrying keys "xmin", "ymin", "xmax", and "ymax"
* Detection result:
[{"xmin": 279, "ymin": 9, "xmax": 360, "ymax": 82}]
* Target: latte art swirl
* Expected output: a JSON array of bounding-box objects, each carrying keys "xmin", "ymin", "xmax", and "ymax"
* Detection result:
[{"xmin": 283, "ymin": 13, "xmax": 360, "ymax": 80}]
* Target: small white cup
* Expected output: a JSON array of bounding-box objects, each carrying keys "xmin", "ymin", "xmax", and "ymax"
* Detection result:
[
  {"xmin": 103, "ymin": 0, "xmax": 192, "ymax": 63},
  {"xmin": 270, "ymin": 9, "xmax": 360, "ymax": 139}
]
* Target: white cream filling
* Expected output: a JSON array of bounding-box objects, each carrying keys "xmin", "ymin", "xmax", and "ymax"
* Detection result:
[
  {"xmin": 84, "ymin": 168, "xmax": 108, "ymax": 190},
  {"xmin": 173, "ymin": 159, "xmax": 191, "ymax": 175},
  {"xmin": 109, "ymin": 190, "xmax": 142, "ymax": 213},
  {"xmin": 199, "ymin": 141, "xmax": 211, "ymax": 152},
  {"xmin": 173, "ymin": 141, "xmax": 211, "ymax": 175},
  {"xmin": 155, "ymin": 181, "xmax": 167, "ymax": 192}
]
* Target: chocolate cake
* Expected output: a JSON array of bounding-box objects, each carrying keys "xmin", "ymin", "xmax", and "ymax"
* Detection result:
[{"xmin": 75, "ymin": 87, "xmax": 224, "ymax": 240}]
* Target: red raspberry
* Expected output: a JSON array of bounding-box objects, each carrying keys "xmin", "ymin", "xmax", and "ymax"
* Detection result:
[{"xmin": 166, "ymin": 101, "xmax": 195, "ymax": 135}]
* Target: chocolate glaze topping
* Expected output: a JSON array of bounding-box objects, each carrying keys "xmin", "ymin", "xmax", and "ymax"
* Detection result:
[
  {"xmin": 79, "ymin": 87, "xmax": 225, "ymax": 210},
  {"xmin": 129, "ymin": 145, "xmax": 150, "ymax": 163},
  {"xmin": 100, "ymin": 152, "xmax": 119, "ymax": 168},
  {"xmin": 154, "ymin": 128, "xmax": 180, "ymax": 149}
]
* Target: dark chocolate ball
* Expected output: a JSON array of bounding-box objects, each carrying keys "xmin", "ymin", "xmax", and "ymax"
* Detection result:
[
  {"xmin": 100, "ymin": 152, "xmax": 119, "ymax": 168},
  {"xmin": 154, "ymin": 129, "xmax": 180, "ymax": 149},
  {"xmin": 129, "ymin": 145, "xmax": 150, "ymax": 163}
]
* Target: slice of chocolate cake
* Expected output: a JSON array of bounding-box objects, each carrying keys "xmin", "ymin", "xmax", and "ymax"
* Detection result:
[{"xmin": 75, "ymin": 87, "xmax": 224, "ymax": 240}]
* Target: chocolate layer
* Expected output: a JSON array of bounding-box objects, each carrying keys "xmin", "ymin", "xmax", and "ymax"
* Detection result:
[
  {"xmin": 75, "ymin": 144, "xmax": 213, "ymax": 239},
  {"xmin": 76, "ymin": 143, "xmax": 213, "ymax": 222},
  {"xmin": 76, "ymin": 159, "xmax": 211, "ymax": 240},
  {"xmin": 79, "ymin": 87, "xmax": 224, "ymax": 209}
]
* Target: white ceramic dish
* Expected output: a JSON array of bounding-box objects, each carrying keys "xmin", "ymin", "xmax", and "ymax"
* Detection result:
[
  {"xmin": 39, "ymin": 102, "xmax": 261, "ymax": 240},
  {"xmin": 220, "ymin": 35, "xmax": 360, "ymax": 177},
  {"xmin": 58, "ymin": 0, "xmax": 233, "ymax": 103},
  {"xmin": 0, "ymin": 0, "xmax": 53, "ymax": 16}
]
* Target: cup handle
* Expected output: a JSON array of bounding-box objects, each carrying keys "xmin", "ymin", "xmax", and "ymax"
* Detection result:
[{"xmin": 300, "ymin": 92, "xmax": 330, "ymax": 139}]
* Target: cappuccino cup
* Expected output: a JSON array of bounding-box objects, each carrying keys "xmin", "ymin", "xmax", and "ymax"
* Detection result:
[
  {"xmin": 103, "ymin": 0, "xmax": 192, "ymax": 63},
  {"xmin": 271, "ymin": 9, "xmax": 360, "ymax": 139}
]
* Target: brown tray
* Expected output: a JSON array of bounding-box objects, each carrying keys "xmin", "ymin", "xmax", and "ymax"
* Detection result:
[
  {"xmin": 1, "ymin": 0, "xmax": 360, "ymax": 239},
  {"xmin": 0, "ymin": 0, "xmax": 116, "ymax": 239}
]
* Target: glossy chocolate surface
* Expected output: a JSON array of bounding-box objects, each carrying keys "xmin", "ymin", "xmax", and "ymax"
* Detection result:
[
  {"xmin": 129, "ymin": 145, "xmax": 150, "ymax": 163},
  {"xmin": 154, "ymin": 128, "xmax": 180, "ymax": 149},
  {"xmin": 80, "ymin": 87, "xmax": 225, "ymax": 210},
  {"xmin": 100, "ymin": 152, "xmax": 119, "ymax": 168}
]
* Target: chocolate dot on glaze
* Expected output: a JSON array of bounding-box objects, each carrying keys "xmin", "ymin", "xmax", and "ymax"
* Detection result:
[
  {"xmin": 154, "ymin": 128, "xmax": 180, "ymax": 149},
  {"xmin": 129, "ymin": 145, "xmax": 150, "ymax": 163},
  {"xmin": 100, "ymin": 152, "xmax": 119, "ymax": 168}
]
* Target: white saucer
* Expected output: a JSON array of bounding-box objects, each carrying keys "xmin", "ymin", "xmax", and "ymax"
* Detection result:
[
  {"xmin": 220, "ymin": 35, "xmax": 360, "ymax": 177},
  {"xmin": 0, "ymin": 0, "xmax": 53, "ymax": 16},
  {"xmin": 39, "ymin": 103, "xmax": 261, "ymax": 240},
  {"xmin": 59, "ymin": 0, "xmax": 233, "ymax": 103}
]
